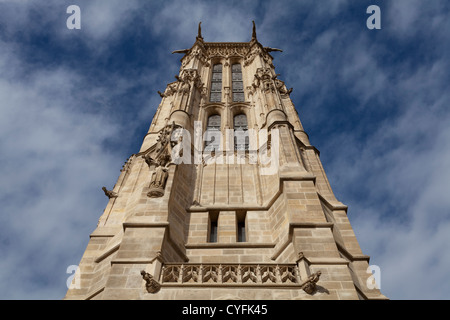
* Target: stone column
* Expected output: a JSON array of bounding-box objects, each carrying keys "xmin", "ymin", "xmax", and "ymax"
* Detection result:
[{"xmin": 217, "ymin": 211, "xmax": 237, "ymax": 243}]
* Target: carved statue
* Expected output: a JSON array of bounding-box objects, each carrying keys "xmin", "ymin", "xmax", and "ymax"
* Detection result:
[
  {"xmin": 143, "ymin": 122, "xmax": 183, "ymax": 198},
  {"xmin": 301, "ymin": 271, "xmax": 322, "ymax": 294},
  {"xmin": 102, "ymin": 187, "xmax": 118, "ymax": 199},
  {"xmin": 148, "ymin": 165, "xmax": 169, "ymax": 198},
  {"xmin": 175, "ymin": 75, "xmax": 191, "ymax": 94},
  {"xmin": 140, "ymin": 271, "xmax": 161, "ymax": 294}
]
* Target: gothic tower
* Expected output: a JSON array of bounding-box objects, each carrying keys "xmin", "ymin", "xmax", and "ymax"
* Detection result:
[{"xmin": 65, "ymin": 22, "xmax": 387, "ymax": 300}]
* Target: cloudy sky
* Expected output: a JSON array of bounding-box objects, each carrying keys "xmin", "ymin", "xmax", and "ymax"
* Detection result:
[{"xmin": 0, "ymin": 0, "xmax": 449, "ymax": 300}]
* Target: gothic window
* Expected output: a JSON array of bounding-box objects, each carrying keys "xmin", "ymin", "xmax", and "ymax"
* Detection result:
[
  {"xmin": 232, "ymin": 63, "xmax": 244, "ymax": 102},
  {"xmin": 205, "ymin": 114, "xmax": 221, "ymax": 151},
  {"xmin": 210, "ymin": 64, "xmax": 222, "ymax": 102},
  {"xmin": 233, "ymin": 114, "xmax": 248, "ymax": 151}
]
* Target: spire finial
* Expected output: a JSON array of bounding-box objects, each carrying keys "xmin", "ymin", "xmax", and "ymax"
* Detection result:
[
  {"xmin": 197, "ymin": 22, "xmax": 203, "ymax": 41},
  {"xmin": 252, "ymin": 20, "xmax": 257, "ymax": 40}
]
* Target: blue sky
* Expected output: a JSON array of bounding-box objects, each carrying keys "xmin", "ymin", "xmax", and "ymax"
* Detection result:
[{"xmin": 0, "ymin": 0, "xmax": 449, "ymax": 300}]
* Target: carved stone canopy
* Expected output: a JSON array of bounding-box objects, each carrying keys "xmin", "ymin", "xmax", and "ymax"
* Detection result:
[
  {"xmin": 144, "ymin": 122, "xmax": 181, "ymax": 168},
  {"xmin": 143, "ymin": 122, "xmax": 184, "ymax": 198}
]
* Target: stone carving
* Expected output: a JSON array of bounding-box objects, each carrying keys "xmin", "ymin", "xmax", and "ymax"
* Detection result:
[
  {"xmin": 252, "ymin": 67, "xmax": 277, "ymax": 93},
  {"xmin": 244, "ymin": 45, "xmax": 262, "ymax": 66},
  {"xmin": 182, "ymin": 69, "xmax": 203, "ymax": 89},
  {"xmin": 145, "ymin": 122, "xmax": 178, "ymax": 167},
  {"xmin": 300, "ymin": 271, "xmax": 322, "ymax": 295},
  {"xmin": 201, "ymin": 265, "xmax": 219, "ymax": 283},
  {"xmin": 144, "ymin": 122, "xmax": 182, "ymax": 198},
  {"xmin": 182, "ymin": 265, "xmax": 200, "ymax": 283},
  {"xmin": 260, "ymin": 265, "xmax": 277, "ymax": 283},
  {"xmin": 102, "ymin": 187, "xmax": 118, "ymax": 199},
  {"xmin": 172, "ymin": 49, "xmax": 190, "ymax": 54},
  {"xmin": 241, "ymin": 265, "xmax": 258, "ymax": 283},
  {"xmin": 161, "ymin": 263, "xmax": 300, "ymax": 285},
  {"xmin": 140, "ymin": 271, "xmax": 161, "ymax": 294},
  {"xmin": 222, "ymin": 265, "xmax": 238, "ymax": 283},
  {"xmin": 158, "ymin": 82, "xmax": 177, "ymax": 98},
  {"xmin": 162, "ymin": 265, "xmax": 180, "ymax": 283},
  {"xmin": 275, "ymin": 78, "xmax": 293, "ymax": 95},
  {"xmin": 280, "ymin": 266, "xmax": 298, "ymax": 283},
  {"xmin": 206, "ymin": 44, "xmax": 248, "ymax": 59}
]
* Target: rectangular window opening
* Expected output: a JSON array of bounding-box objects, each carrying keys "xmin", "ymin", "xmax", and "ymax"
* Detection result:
[
  {"xmin": 236, "ymin": 211, "xmax": 247, "ymax": 243},
  {"xmin": 208, "ymin": 211, "xmax": 219, "ymax": 243}
]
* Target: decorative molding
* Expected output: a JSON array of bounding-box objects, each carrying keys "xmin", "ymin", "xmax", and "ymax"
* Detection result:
[
  {"xmin": 160, "ymin": 263, "xmax": 302, "ymax": 287},
  {"xmin": 142, "ymin": 122, "xmax": 183, "ymax": 198}
]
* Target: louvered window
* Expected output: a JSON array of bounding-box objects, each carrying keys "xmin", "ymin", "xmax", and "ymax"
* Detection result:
[
  {"xmin": 210, "ymin": 64, "xmax": 222, "ymax": 102},
  {"xmin": 205, "ymin": 114, "xmax": 221, "ymax": 151},
  {"xmin": 233, "ymin": 114, "xmax": 248, "ymax": 151},
  {"xmin": 232, "ymin": 64, "xmax": 244, "ymax": 102}
]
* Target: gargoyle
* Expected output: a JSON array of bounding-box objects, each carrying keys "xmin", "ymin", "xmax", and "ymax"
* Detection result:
[{"xmin": 102, "ymin": 187, "xmax": 118, "ymax": 199}]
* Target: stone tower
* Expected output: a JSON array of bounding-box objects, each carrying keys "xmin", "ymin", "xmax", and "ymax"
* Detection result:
[{"xmin": 65, "ymin": 22, "xmax": 387, "ymax": 300}]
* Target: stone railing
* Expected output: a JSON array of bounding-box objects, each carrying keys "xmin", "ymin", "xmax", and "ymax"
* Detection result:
[
  {"xmin": 140, "ymin": 253, "xmax": 322, "ymax": 294},
  {"xmin": 160, "ymin": 263, "xmax": 301, "ymax": 286}
]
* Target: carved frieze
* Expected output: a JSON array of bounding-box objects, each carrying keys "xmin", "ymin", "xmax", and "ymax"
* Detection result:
[
  {"xmin": 160, "ymin": 263, "xmax": 300, "ymax": 286},
  {"xmin": 252, "ymin": 67, "xmax": 277, "ymax": 93},
  {"xmin": 158, "ymin": 82, "xmax": 177, "ymax": 98},
  {"xmin": 205, "ymin": 44, "xmax": 248, "ymax": 59}
]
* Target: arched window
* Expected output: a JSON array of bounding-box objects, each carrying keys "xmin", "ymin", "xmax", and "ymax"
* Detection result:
[
  {"xmin": 210, "ymin": 64, "xmax": 222, "ymax": 102},
  {"xmin": 205, "ymin": 114, "xmax": 221, "ymax": 151},
  {"xmin": 233, "ymin": 114, "xmax": 248, "ymax": 151},
  {"xmin": 232, "ymin": 63, "xmax": 244, "ymax": 102}
]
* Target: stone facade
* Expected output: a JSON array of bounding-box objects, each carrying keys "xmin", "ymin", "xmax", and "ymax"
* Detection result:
[{"xmin": 64, "ymin": 22, "xmax": 387, "ymax": 300}]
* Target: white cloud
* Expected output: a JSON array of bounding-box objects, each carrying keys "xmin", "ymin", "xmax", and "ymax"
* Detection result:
[{"xmin": 0, "ymin": 38, "xmax": 124, "ymax": 299}]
